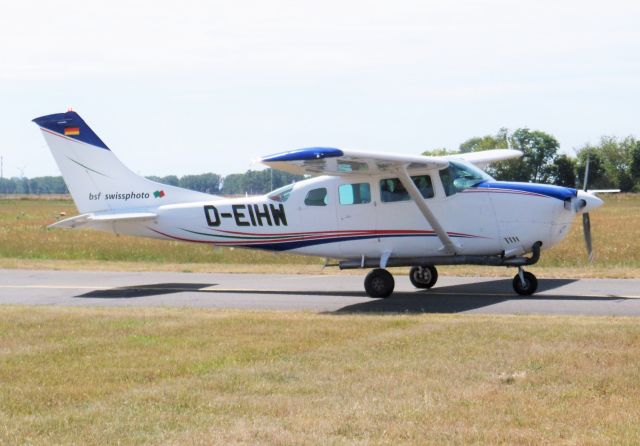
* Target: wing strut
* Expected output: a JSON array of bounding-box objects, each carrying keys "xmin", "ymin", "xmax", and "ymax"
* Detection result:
[{"xmin": 396, "ymin": 167, "xmax": 457, "ymax": 255}]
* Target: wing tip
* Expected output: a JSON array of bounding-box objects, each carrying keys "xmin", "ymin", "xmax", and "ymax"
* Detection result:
[{"xmin": 260, "ymin": 147, "xmax": 343, "ymax": 163}]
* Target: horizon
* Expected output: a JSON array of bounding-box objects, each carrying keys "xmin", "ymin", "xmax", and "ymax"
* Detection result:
[{"xmin": 1, "ymin": 0, "xmax": 638, "ymax": 178}]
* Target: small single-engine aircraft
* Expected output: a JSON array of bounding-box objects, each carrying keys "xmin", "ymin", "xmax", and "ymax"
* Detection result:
[{"xmin": 34, "ymin": 111, "xmax": 608, "ymax": 298}]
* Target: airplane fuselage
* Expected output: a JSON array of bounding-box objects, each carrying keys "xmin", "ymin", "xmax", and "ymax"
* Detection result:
[{"xmin": 103, "ymin": 173, "xmax": 582, "ymax": 262}]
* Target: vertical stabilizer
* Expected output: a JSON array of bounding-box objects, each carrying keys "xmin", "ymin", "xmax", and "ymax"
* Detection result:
[{"xmin": 33, "ymin": 111, "xmax": 215, "ymax": 213}]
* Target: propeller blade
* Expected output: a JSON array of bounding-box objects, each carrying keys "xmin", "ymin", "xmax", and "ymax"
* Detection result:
[
  {"xmin": 583, "ymin": 156, "xmax": 590, "ymax": 192},
  {"xmin": 583, "ymin": 212, "xmax": 593, "ymax": 263}
]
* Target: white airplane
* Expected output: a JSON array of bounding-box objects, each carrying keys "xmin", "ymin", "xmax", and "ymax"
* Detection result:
[{"xmin": 33, "ymin": 111, "xmax": 606, "ymax": 298}]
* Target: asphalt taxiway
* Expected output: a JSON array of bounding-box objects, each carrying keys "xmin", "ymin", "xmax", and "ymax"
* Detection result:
[{"xmin": 1, "ymin": 269, "xmax": 639, "ymax": 316}]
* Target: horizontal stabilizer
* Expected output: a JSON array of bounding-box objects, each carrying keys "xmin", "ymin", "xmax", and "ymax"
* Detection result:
[{"xmin": 49, "ymin": 212, "xmax": 158, "ymax": 229}]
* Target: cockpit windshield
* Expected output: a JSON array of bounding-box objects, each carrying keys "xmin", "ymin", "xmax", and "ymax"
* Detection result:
[
  {"xmin": 439, "ymin": 161, "xmax": 493, "ymax": 196},
  {"xmin": 267, "ymin": 184, "xmax": 294, "ymax": 202}
]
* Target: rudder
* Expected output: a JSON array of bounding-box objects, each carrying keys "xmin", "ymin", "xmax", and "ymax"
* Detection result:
[{"xmin": 33, "ymin": 111, "xmax": 215, "ymax": 213}]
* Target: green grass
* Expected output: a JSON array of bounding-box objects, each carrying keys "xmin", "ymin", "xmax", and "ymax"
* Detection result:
[
  {"xmin": 0, "ymin": 194, "xmax": 639, "ymax": 277},
  {"xmin": 1, "ymin": 307, "xmax": 640, "ymax": 445},
  {"xmin": 0, "ymin": 197, "xmax": 319, "ymax": 266}
]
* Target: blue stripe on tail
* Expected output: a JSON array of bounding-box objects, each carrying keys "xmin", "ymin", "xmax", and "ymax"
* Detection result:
[{"xmin": 32, "ymin": 111, "xmax": 110, "ymax": 150}]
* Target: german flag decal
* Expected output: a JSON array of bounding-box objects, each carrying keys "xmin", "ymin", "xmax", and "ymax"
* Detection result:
[{"xmin": 64, "ymin": 127, "xmax": 80, "ymax": 136}]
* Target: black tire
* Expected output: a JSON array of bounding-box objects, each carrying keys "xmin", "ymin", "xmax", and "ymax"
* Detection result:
[
  {"xmin": 364, "ymin": 268, "xmax": 395, "ymax": 298},
  {"xmin": 409, "ymin": 265, "xmax": 438, "ymax": 289},
  {"xmin": 512, "ymin": 271, "xmax": 538, "ymax": 296}
]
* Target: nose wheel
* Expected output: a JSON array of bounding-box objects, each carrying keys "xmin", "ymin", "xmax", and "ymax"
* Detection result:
[
  {"xmin": 512, "ymin": 268, "xmax": 538, "ymax": 295},
  {"xmin": 364, "ymin": 268, "xmax": 395, "ymax": 298}
]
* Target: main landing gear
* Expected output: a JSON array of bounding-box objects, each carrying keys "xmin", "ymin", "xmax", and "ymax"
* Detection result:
[
  {"xmin": 512, "ymin": 267, "xmax": 538, "ymax": 296},
  {"xmin": 364, "ymin": 265, "xmax": 439, "ymax": 298},
  {"xmin": 409, "ymin": 265, "xmax": 438, "ymax": 289},
  {"xmin": 364, "ymin": 268, "xmax": 395, "ymax": 298}
]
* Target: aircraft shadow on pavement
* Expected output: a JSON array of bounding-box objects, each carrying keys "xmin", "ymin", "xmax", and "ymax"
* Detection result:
[
  {"xmin": 334, "ymin": 278, "xmax": 629, "ymax": 314},
  {"xmin": 75, "ymin": 283, "xmax": 216, "ymax": 299},
  {"xmin": 71, "ymin": 278, "xmax": 634, "ymax": 314}
]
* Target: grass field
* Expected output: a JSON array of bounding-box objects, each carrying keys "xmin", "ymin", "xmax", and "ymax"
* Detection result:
[
  {"xmin": 1, "ymin": 307, "xmax": 639, "ymax": 445},
  {"xmin": 2, "ymin": 198, "xmax": 639, "ymax": 444},
  {"xmin": 1, "ymin": 194, "xmax": 638, "ymax": 277}
]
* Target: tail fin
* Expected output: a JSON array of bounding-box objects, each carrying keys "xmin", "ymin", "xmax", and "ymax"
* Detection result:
[{"xmin": 33, "ymin": 111, "xmax": 215, "ymax": 213}]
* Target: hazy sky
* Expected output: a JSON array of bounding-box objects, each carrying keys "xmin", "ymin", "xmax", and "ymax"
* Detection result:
[{"xmin": 1, "ymin": 0, "xmax": 639, "ymax": 178}]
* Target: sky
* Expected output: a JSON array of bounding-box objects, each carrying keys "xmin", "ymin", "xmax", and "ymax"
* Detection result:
[{"xmin": 1, "ymin": 0, "xmax": 639, "ymax": 179}]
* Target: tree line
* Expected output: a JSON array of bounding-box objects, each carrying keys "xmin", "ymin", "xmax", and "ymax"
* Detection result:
[
  {"xmin": 425, "ymin": 129, "xmax": 640, "ymax": 192},
  {"xmin": 146, "ymin": 169, "xmax": 304, "ymax": 195},
  {"xmin": 0, "ymin": 169, "xmax": 304, "ymax": 196},
  {"xmin": 3, "ymin": 129, "xmax": 639, "ymax": 194}
]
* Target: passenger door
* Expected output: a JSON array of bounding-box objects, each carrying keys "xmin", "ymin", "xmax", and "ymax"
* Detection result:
[{"xmin": 336, "ymin": 181, "xmax": 377, "ymax": 257}]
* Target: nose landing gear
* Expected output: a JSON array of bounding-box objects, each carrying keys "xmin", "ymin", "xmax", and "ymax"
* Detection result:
[{"xmin": 512, "ymin": 267, "xmax": 538, "ymax": 296}]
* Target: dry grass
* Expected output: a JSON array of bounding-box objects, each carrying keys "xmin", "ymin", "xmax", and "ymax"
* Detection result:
[
  {"xmin": 0, "ymin": 198, "xmax": 319, "ymax": 266},
  {"xmin": 1, "ymin": 306, "xmax": 640, "ymax": 445},
  {"xmin": 1, "ymin": 195, "xmax": 639, "ymax": 277},
  {"xmin": 540, "ymin": 193, "xmax": 640, "ymax": 269}
]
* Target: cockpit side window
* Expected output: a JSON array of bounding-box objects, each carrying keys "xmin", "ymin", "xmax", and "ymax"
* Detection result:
[
  {"xmin": 267, "ymin": 184, "xmax": 294, "ymax": 202},
  {"xmin": 439, "ymin": 161, "xmax": 492, "ymax": 196},
  {"xmin": 304, "ymin": 188, "xmax": 328, "ymax": 206},
  {"xmin": 380, "ymin": 175, "xmax": 434, "ymax": 202}
]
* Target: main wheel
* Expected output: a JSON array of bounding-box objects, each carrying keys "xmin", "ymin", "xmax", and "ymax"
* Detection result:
[
  {"xmin": 364, "ymin": 268, "xmax": 395, "ymax": 298},
  {"xmin": 512, "ymin": 271, "xmax": 538, "ymax": 296},
  {"xmin": 409, "ymin": 265, "xmax": 438, "ymax": 289}
]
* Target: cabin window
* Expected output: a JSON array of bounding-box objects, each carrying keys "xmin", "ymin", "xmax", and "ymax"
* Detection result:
[
  {"xmin": 267, "ymin": 184, "xmax": 294, "ymax": 202},
  {"xmin": 304, "ymin": 188, "xmax": 328, "ymax": 206},
  {"xmin": 439, "ymin": 161, "xmax": 492, "ymax": 196},
  {"xmin": 380, "ymin": 175, "xmax": 434, "ymax": 202},
  {"xmin": 339, "ymin": 183, "xmax": 371, "ymax": 205}
]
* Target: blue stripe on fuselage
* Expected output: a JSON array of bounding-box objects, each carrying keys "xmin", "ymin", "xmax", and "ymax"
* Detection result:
[
  {"xmin": 240, "ymin": 233, "xmax": 436, "ymax": 251},
  {"xmin": 472, "ymin": 181, "xmax": 577, "ymax": 201}
]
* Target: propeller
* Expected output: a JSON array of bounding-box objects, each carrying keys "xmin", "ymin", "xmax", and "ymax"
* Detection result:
[{"xmin": 582, "ymin": 156, "xmax": 593, "ymax": 263}]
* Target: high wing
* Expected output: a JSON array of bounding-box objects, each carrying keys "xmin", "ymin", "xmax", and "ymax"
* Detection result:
[
  {"xmin": 260, "ymin": 147, "xmax": 522, "ymax": 176},
  {"xmin": 259, "ymin": 147, "xmax": 448, "ymax": 176},
  {"xmin": 445, "ymin": 149, "xmax": 523, "ymax": 169}
]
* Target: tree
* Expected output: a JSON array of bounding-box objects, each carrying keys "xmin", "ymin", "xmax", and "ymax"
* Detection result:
[
  {"xmin": 576, "ymin": 149, "xmax": 608, "ymax": 189},
  {"xmin": 178, "ymin": 173, "xmax": 221, "ymax": 194},
  {"xmin": 146, "ymin": 175, "xmax": 179, "ymax": 186},
  {"xmin": 550, "ymin": 154, "xmax": 576, "ymax": 187},
  {"xmin": 456, "ymin": 128, "xmax": 560, "ymax": 182},
  {"xmin": 630, "ymin": 141, "xmax": 640, "ymax": 191},
  {"xmin": 493, "ymin": 129, "xmax": 559, "ymax": 182},
  {"xmin": 219, "ymin": 169, "xmax": 303, "ymax": 195},
  {"xmin": 458, "ymin": 129, "xmax": 509, "ymax": 153},
  {"xmin": 219, "ymin": 173, "xmax": 245, "ymax": 195},
  {"xmin": 576, "ymin": 136, "xmax": 640, "ymax": 192}
]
